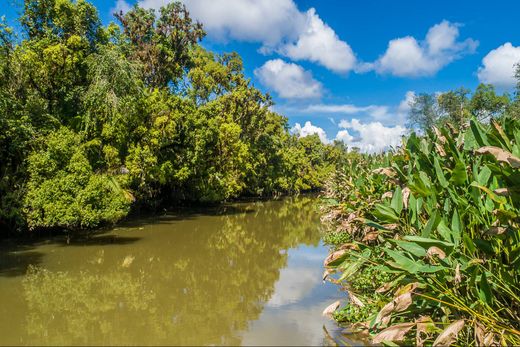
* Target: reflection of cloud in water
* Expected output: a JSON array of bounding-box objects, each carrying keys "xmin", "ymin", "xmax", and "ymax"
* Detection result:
[
  {"xmin": 240, "ymin": 244, "xmax": 344, "ymax": 345},
  {"xmin": 267, "ymin": 266, "xmax": 318, "ymax": 307},
  {"xmin": 241, "ymin": 301, "xmax": 340, "ymax": 346}
]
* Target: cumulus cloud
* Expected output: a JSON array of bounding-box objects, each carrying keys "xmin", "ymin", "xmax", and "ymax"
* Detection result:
[
  {"xmin": 477, "ymin": 43, "xmax": 520, "ymax": 89},
  {"xmin": 335, "ymin": 119, "xmax": 406, "ymax": 153},
  {"xmin": 277, "ymin": 9, "xmax": 357, "ymax": 73},
  {"xmin": 254, "ymin": 59, "xmax": 322, "ymax": 99},
  {"xmin": 291, "ymin": 121, "xmax": 330, "ymax": 144},
  {"xmin": 115, "ymin": 0, "xmax": 355, "ymax": 73},
  {"xmin": 373, "ymin": 21, "xmax": 478, "ymax": 77}
]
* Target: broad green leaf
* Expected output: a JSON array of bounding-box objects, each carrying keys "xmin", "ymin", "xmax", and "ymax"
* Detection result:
[
  {"xmin": 403, "ymin": 235, "xmax": 454, "ymax": 254},
  {"xmin": 450, "ymin": 160, "xmax": 468, "ymax": 185},
  {"xmin": 434, "ymin": 157, "xmax": 449, "ymax": 188},
  {"xmin": 391, "ymin": 186, "xmax": 403, "ymax": 215},
  {"xmin": 391, "ymin": 240, "xmax": 427, "ymax": 258},
  {"xmin": 477, "ymin": 165, "xmax": 492, "ymax": 186},
  {"xmin": 470, "ymin": 118, "xmax": 490, "ymax": 147},
  {"xmin": 422, "ymin": 212, "xmax": 439, "ymax": 237},
  {"xmin": 479, "ymin": 272, "xmax": 493, "ymax": 305},
  {"xmin": 373, "ymin": 204, "xmax": 400, "ymax": 223},
  {"xmin": 385, "ymin": 248, "xmax": 421, "ymax": 274}
]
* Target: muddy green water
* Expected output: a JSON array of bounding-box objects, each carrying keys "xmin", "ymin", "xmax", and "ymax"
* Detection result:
[{"xmin": 0, "ymin": 196, "xmax": 361, "ymax": 346}]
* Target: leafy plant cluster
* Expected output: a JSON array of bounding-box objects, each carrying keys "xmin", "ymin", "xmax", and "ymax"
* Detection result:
[
  {"xmin": 322, "ymin": 84, "xmax": 520, "ymax": 345},
  {"xmin": 0, "ymin": 0, "xmax": 344, "ymax": 234}
]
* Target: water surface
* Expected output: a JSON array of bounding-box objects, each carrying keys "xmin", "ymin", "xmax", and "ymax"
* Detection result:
[{"xmin": 0, "ymin": 196, "xmax": 348, "ymax": 346}]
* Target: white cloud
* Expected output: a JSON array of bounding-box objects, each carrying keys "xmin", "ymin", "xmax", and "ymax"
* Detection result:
[
  {"xmin": 291, "ymin": 121, "xmax": 330, "ymax": 144},
  {"xmin": 374, "ymin": 21, "xmax": 477, "ymax": 77},
  {"xmin": 254, "ymin": 59, "xmax": 322, "ymax": 99},
  {"xmin": 477, "ymin": 43, "xmax": 520, "ymax": 89},
  {"xmin": 116, "ymin": 0, "xmax": 355, "ymax": 74},
  {"xmin": 335, "ymin": 119, "xmax": 406, "ymax": 153},
  {"xmin": 302, "ymin": 90, "xmax": 415, "ymax": 126},
  {"xmin": 398, "ymin": 91, "xmax": 416, "ymax": 115},
  {"xmin": 277, "ymin": 9, "xmax": 357, "ymax": 73}
]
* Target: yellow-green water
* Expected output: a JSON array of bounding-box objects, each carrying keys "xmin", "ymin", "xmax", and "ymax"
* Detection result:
[{"xmin": 0, "ymin": 196, "xmax": 357, "ymax": 346}]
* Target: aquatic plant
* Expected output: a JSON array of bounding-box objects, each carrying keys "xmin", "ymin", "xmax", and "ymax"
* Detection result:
[{"xmin": 322, "ymin": 115, "xmax": 520, "ymax": 345}]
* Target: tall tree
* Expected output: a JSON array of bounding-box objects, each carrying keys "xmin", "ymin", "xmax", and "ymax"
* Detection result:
[{"xmin": 407, "ymin": 93, "xmax": 440, "ymax": 132}]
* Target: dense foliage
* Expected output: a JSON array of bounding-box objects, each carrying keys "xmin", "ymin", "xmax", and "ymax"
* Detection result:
[
  {"xmin": 0, "ymin": 0, "xmax": 343, "ymax": 234},
  {"xmin": 322, "ymin": 81, "xmax": 520, "ymax": 345}
]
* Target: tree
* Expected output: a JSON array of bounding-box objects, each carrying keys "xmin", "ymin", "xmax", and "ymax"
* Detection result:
[
  {"xmin": 437, "ymin": 87, "xmax": 470, "ymax": 127},
  {"xmin": 407, "ymin": 93, "xmax": 440, "ymax": 132},
  {"xmin": 115, "ymin": 2, "xmax": 205, "ymax": 88},
  {"xmin": 469, "ymin": 84, "xmax": 510, "ymax": 120}
]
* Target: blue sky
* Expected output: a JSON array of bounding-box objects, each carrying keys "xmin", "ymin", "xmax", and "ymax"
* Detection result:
[{"xmin": 4, "ymin": 0, "xmax": 520, "ymax": 152}]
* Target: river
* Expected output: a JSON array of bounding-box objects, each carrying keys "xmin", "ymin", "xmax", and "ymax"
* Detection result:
[{"xmin": 0, "ymin": 195, "xmax": 360, "ymax": 346}]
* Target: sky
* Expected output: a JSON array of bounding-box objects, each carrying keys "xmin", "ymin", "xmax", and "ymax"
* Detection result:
[{"xmin": 3, "ymin": 0, "xmax": 520, "ymax": 152}]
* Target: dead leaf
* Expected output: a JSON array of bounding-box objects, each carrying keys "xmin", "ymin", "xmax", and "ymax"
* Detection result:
[
  {"xmin": 362, "ymin": 231, "xmax": 379, "ymax": 242},
  {"xmin": 324, "ymin": 249, "xmax": 347, "ymax": 267},
  {"xmin": 475, "ymin": 321, "xmax": 496, "ymax": 346},
  {"xmin": 375, "ymin": 300, "xmax": 395, "ymax": 326},
  {"xmin": 475, "ymin": 146, "xmax": 520, "ymax": 168},
  {"xmin": 384, "ymin": 223, "xmax": 399, "ymax": 230},
  {"xmin": 416, "ymin": 316, "xmax": 435, "ymax": 347},
  {"xmin": 339, "ymin": 243, "xmax": 359, "ymax": 251},
  {"xmin": 485, "ymin": 226, "xmax": 507, "ymax": 235},
  {"xmin": 381, "ymin": 191, "xmax": 393, "ymax": 199},
  {"xmin": 435, "ymin": 143, "xmax": 447, "ymax": 157},
  {"xmin": 427, "ymin": 246, "xmax": 446, "ymax": 260},
  {"xmin": 376, "ymin": 282, "xmax": 393, "ymax": 294},
  {"xmin": 432, "ymin": 319, "xmax": 465, "ymax": 347},
  {"xmin": 376, "ymin": 292, "xmax": 414, "ymax": 326},
  {"xmin": 372, "ymin": 167, "xmax": 397, "ymax": 177},
  {"xmin": 372, "ymin": 322, "xmax": 415, "ymax": 344},
  {"xmin": 121, "ymin": 255, "xmax": 135, "ymax": 268},
  {"xmin": 454, "ymin": 264, "xmax": 461, "ymax": 285},
  {"xmin": 402, "ymin": 187, "xmax": 411, "ymax": 209},
  {"xmin": 494, "ymin": 188, "xmax": 510, "ymax": 196},
  {"xmin": 349, "ymin": 292, "xmax": 365, "ymax": 307},
  {"xmin": 394, "ymin": 292, "xmax": 413, "ymax": 312},
  {"xmin": 322, "ymin": 300, "xmax": 340, "ymax": 318}
]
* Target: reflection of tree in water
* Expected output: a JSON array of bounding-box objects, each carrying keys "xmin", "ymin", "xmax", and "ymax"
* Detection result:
[{"xmin": 20, "ymin": 196, "xmax": 322, "ymax": 345}]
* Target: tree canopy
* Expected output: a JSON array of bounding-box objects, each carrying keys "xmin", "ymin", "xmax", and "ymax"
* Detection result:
[{"xmin": 0, "ymin": 0, "xmax": 342, "ymax": 234}]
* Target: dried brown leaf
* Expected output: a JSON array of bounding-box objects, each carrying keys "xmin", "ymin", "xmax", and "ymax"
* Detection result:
[
  {"xmin": 475, "ymin": 146, "xmax": 520, "ymax": 168},
  {"xmin": 393, "ymin": 292, "xmax": 413, "ymax": 312},
  {"xmin": 485, "ymin": 226, "xmax": 507, "ymax": 235},
  {"xmin": 381, "ymin": 191, "xmax": 393, "ymax": 199},
  {"xmin": 324, "ymin": 249, "xmax": 347, "ymax": 267},
  {"xmin": 362, "ymin": 231, "xmax": 379, "ymax": 242},
  {"xmin": 373, "ymin": 167, "xmax": 397, "ymax": 177},
  {"xmin": 435, "ymin": 143, "xmax": 447, "ymax": 157},
  {"xmin": 349, "ymin": 292, "xmax": 365, "ymax": 307},
  {"xmin": 372, "ymin": 322, "xmax": 415, "ymax": 344},
  {"xmin": 322, "ymin": 300, "xmax": 340, "ymax": 318},
  {"xmin": 416, "ymin": 316, "xmax": 435, "ymax": 347},
  {"xmin": 427, "ymin": 246, "xmax": 446, "ymax": 259},
  {"xmin": 494, "ymin": 188, "xmax": 510, "ymax": 196},
  {"xmin": 402, "ymin": 187, "xmax": 411, "ymax": 209},
  {"xmin": 432, "ymin": 319, "xmax": 465, "ymax": 347},
  {"xmin": 375, "ymin": 300, "xmax": 395, "ymax": 326},
  {"xmin": 376, "ymin": 282, "xmax": 393, "ymax": 294},
  {"xmin": 454, "ymin": 264, "xmax": 461, "ymax": 284}
]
